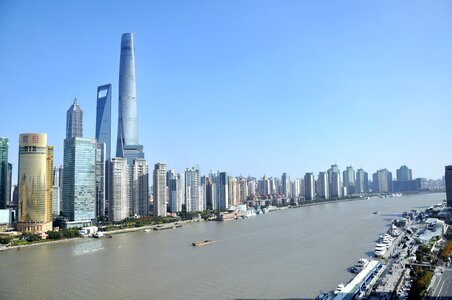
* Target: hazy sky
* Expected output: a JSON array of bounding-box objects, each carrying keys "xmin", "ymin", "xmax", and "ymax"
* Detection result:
[{"xmin": 1, "ymin": 1, "xmax": 451, "ymax": 182}]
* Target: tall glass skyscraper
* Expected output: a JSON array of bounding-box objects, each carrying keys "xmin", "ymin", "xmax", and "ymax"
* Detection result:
[
  {"xmin": 66, "ymin": 98, "xmax": 83, "ymax": 139},
  {"xmin": 96, "ymin": 84, "xmax": 112, "ymax": 160},
  {"xmin": 0, "ymin": 137, "xmax": 8, "ymax": 209},
  {"xmin": 116, "ymin": 33, "xmax": 138, "ymax": 158},
  {"xmin": 17, "ymin": 133, "xmax": 53, "ymax": 233},
  {"xmin": 63, "ymin": 138, "xmax": 96, "ymax": 223}
]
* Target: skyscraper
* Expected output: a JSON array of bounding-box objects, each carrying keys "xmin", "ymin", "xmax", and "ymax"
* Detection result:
[
  {"xmin": 0, "ymin": 137, "xmax": 8, "ymax": 209},
  {"xmin": 343, "ymin": 166, "xmax": 355, "ymax": 195},
  {"xmin": 96, "ymin": 84, "xmax": 112, "ymax": 160},
  {"xmin": 168, "ymin": 171, "xmax": 184, "ymax": 213},
  {"xmin": 317, "ymin": 172, "xmax": 329, "ymax": 200},
  {"xmin": 62, "ymin": 138, "xmax": 96, "ymax": 224},
  {"xmin": 281, "ymin": 172, "xmax": 290, "ymax": 198},
  {"xmin": 396, "ymin": 165, "xmax": 412, "ymax": 181},
  {"xmin": 304, "ymin": 173, "xmax": 315, "ymax": 201},
  {"xmin": 355, "ymin": 168, "xmax": 369, "ymax": 194},
  {"xmin": 372, "ymin": 169, "xmax": 393, "ymax": 193},
  {"xmin": 116, "ymin": 33, "xmax": 138, "ymax": 157},
  {"xmin": 115, "ymin": 33, "xmax": 145, "ymax": 216},
  {"xmin": 215, "ymin": 171, "xmax": 228, "ymax": 210},
  {"xmin": 66, "ymin": 98, "xmax": 83, "ymax": 139},
  {"xmin": 108, "ymin": 157, "xmax": 129, "ymax": 222},
  {"xmin": 445, "ymin": 166, "xmax": 452, "ymax": 207},
  {"xmin": 17, "ymin": 133, "xmax": 53, "ymax": 233},
  {"xmin": 185, "ymin": 166, "xmax": 202, "ymax": 212},
  {"xmin": 132, "ymin": 158, "xmax": 149, "ymax": 216},
  {"xmin": 153, "ymin": 163, "xmax": 167, "ymax": 219},
  {"xmin": 95, "ymin": 143, "xmax": 106, "ymax": 218}
]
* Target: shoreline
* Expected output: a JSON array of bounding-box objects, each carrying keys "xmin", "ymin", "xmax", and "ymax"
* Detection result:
[{"xmin": 0, "ymin": 192, "xmax": 443, "ymax": 253}]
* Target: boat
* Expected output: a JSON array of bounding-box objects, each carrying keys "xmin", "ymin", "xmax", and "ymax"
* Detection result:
[
  {"xmin": 350, "ymin": 258, "xmax": 370, "ymax": 273},
  {"xmin": 373, "ymin": 211, "xmax": 381, "ymax": 214},
  {"xmin": 154, "ymin": 223, "xmax": 183, "ymax": 230},
  {"xmin": 334, "ymin": 283, "xmax": 345, "ymax": 295},
  {"xmin": 144, "ymin": 229, "xmax": 151, "ymax": 232},
  {"xmin": 192, "ymin": 240, "xmax": 214, "ymax": 246}
]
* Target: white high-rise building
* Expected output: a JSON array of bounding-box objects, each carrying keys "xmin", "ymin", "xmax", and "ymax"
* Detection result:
[
  {"xmin": 168, "ymin": 171, "xmax": 184, "ymax": 213},
  {"xmin": 185, "ymin": 166, "xmax": 202, "ymax": 212},
  {"xmin": 153, "ymin": 163, "xmax": 167, "ymax": 219},
  {"xmin": 108, "ymin": 157, "xmax": 129, "ymax": 222},
  {"xmin": 132, "ymin": 158, "xmax": 149, "ymax": 217}
]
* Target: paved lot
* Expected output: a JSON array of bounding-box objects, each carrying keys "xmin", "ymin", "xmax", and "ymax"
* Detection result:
[{"xmin": 430, "ymin": 268, "xmax": 452, "ymax": 299}]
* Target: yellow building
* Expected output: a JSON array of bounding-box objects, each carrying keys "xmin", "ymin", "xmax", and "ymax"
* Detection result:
[{"xmin": 16, "ymin": 133, "xmax": 53, "ymax": 233}]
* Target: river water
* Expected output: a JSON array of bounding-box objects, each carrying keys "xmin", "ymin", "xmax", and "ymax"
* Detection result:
[{"xmin": 0, "ymin": 193, "xmax": 444, "ymax": 300}]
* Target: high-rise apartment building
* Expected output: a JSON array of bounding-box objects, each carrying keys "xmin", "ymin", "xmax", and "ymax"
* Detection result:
[
  {"xmin": 228, "ymin": 176, "xmax": 239, "ymax": 207},
  {"xmin": 185, "ymin": 166, "xmax": 202, "ymax": 212},
  {"xmin": 215, "ymin": 172, "xmax": 228, "ymax": 210},
  {"xmin": 96, "ymin": 84, "xmax": 112, "ymax": 160},
  {"xmin": 108, "ymin": 158, "xmax": 129, "ymax": 222},
  {"xmin": 304, "ymin": 173, "xmax": 315, "ymax": 200},
  {"xmin": 62, "ymin": 138, "xmax": 96, "ymax": 224},
  {"xmin": 355, "ymin": 168, "xmax": 368, "ymax": 194},
  {"xmin": 153, "ymin": 163, "xmax": 167, "ymax": 219},
  {"xmin": 343, "ymin": 166, "xmax": 355, "ymax": 195},
  {"xmin": 168, "ymin": 171, "xmax": 184, "ymax": 213},
  {"xmin": 445, "ymin": 166, "xmax": 452, "ymax": 208},
  {"xmin": 396, "ymin": 165, "xmax": 412, "ymax": 181},
  {"xmin": 0, "ymin": 137, "xmax": 8, "ymax": 209},
  {"xmin": 372, "ymin": 169, "xmax": 393, "ymax": 193},
  {"xmin": 16, "ymin": 133, "xmax": 53, "ymax": 232},
  {"xmin": 132, "ymin": 158, "xmax": 149, "ymax": 216},
  {"xmin": 281, "ymin": 173, "xmax": 290, "ymax": 198},
  {"xmin": 66, "ymin": 98, "xmax": 83, "ymax": 139},
  {"xmin": 317, "ymin": 172, "xmax": 329, "ymax": 199},
  {"xmin": 328, "ymin": 164, "xmax": 341, "ymax": 198}
]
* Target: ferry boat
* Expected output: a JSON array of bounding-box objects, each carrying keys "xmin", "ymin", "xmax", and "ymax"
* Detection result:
[{"xmin": 192, "ymin": 240, "xmax": 214, "ymax": 246}]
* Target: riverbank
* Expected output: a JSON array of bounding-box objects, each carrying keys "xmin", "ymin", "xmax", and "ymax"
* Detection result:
[{"xmin": 0, "ymin": 236, "xmax": 83, "ymax": 252}]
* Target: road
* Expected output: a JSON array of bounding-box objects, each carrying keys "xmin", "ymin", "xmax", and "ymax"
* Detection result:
[{"xmin": 430, "ymin": 268, "xmax": 452, "ymax": 299}]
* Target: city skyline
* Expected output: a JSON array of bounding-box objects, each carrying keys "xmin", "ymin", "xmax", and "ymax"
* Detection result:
[{"xmin": 1, "ymin": 1, "xmax": 451, "ymax": 181}]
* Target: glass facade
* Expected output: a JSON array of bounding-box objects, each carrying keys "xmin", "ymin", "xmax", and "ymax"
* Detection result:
[
  {"xmin": 96, "ymin": 84, "xmax": 112, "ymax": 160},
  {"xmin": 63, "ymin": 138, "xmax": 96, "ymax": 222},
  {"xmin": 0, "ymin": 137, "xmax": 8, "ymax": 209},
  {"xmin": 117, "ymin": 33, "xmax": 138, "ymax": 157}
]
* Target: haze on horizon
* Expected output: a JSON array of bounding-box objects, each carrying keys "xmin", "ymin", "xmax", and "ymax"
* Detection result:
[{"xmin": 0, "ymin": 0, "xmax": 451, "ymax": 181}]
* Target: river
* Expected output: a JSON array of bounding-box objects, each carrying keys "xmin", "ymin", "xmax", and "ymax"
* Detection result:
[{"xmin": 0, "ymin": 193, "xmax": 444, "ymax": 300}]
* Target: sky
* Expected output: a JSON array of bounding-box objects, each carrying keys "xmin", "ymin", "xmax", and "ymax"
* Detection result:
[{"xmin": 1, "ymin": 0, "xmax": 451, "ymax": 182}]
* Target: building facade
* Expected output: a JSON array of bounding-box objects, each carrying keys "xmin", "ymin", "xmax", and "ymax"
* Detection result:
[
  {"xmin": 153, "ymin": 163, "xmax": 167, "ymax": 219},
  {"xmin": 96, "ymin": 84, "xmax": 112, "ymax": 160},
  {"xmin": 445, "ymin": 166, "xmax": 452, "ymax": 208},
  {"xmin": 116, "ymin": 33, "xmax": 138, "ymax": 157},
  {"xmin": 108, "ymin": 158, "xmax": 129, "ymax": 222},
  {"xmin": 304, "ymin": 173, "xmax": 315, "ymax": 200},
  {"xmin": 16, "ymin": 133, "xmax": 53, "ymax": 232},
  {"xmin": 62, "ymin": 138, "xmax": 96, "ymax": 223},
  {"xmin": 0, "ymin": 137, "xmax": 8, "ymax": 209},
  {"xmin": 132, "ymin": 158, "xmax": 149, "ymax": 216},
  {"xmin": 66, "ymin": 98, "xmax": 83, "ymax": 139}
]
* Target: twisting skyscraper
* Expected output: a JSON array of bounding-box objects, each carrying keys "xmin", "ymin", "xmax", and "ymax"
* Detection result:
[
  {"xmin": 113, "ymin": 33, "xmax": 147, "ymax": 219},
  {"xmin": 116, "ymin": 33, "xmax": 138, "ymax": 157}
]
